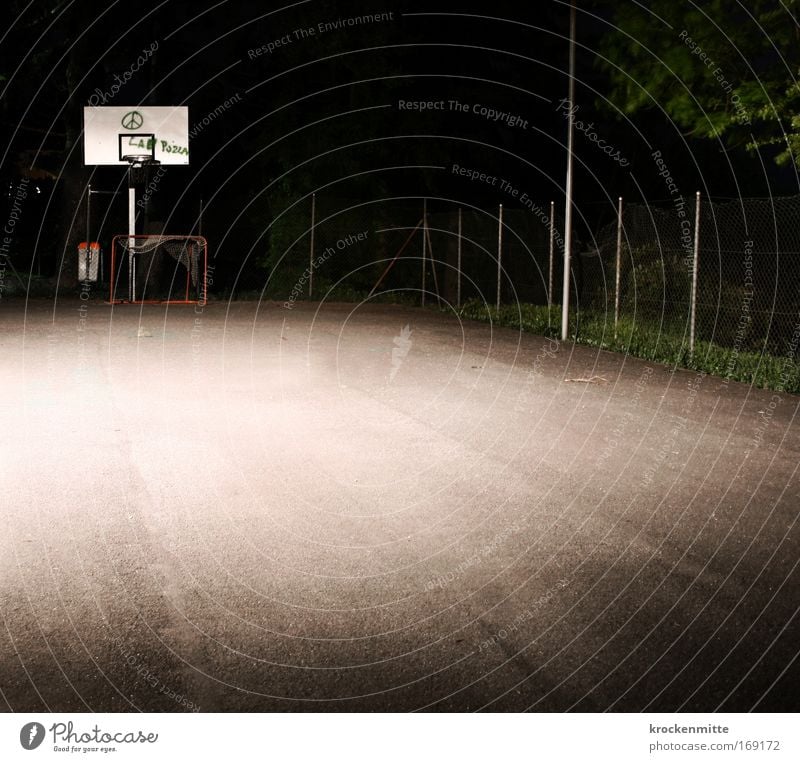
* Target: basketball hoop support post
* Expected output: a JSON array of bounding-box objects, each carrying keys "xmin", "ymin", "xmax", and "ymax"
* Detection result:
[
  {"xmin": 122, "ymin": 154, "xmax": 156, "ymax": 302},
  {"xmin": 128, "ymin": 181, "xmax": 136, "ymax": 302}
]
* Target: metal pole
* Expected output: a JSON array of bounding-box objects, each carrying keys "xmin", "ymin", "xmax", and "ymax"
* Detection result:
[
  {"xmin": 369, "ymin": 219, "xmax": 423, "ymax": 298},
  {"xmin": 86, "ymin": 183, "xmax": 91, "ymax": 245},
  {"xmin": 128, "ymin": 169, "xmax": 136, "ymax": 303},
  {"xmin": 85, "ymin": 183, "xmax": 91, "ymax": 282},
  {"xmin": 457, "ymin": 208, "xmax": 462, "ymax": 308},
  {"xmin": 309, "ymin": 193, "xmax": 316, "ymax": 297},
  {"xmin": 561, "ymin": 0, "xmax": 576, "ymax": 341},
  {"xmin": 496, "ymin": 203, "xmax": 503, "ymax": 311},
  {"xmin": 548, "ymin": 200, "xmax": 554, "ymax": 309},
  {"xmin": 421, "ymin": 198, "xmax": 427, "ymax": 307},
  {"xmin": 426, "ymin": 224, "xmax": 442, "ymax": 306},
  {"xmin": 614, "ymin": 196, "xmax": 623, "ymax": 337},
  {"xmin": 690, "ymin": 190, "xmax": 701, "ymax": 357}
]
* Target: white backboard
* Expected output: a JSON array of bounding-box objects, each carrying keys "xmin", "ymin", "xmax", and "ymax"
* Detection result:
[{"xmin": 83, "ymin": 106, "xmax": 189, "ymax": 166}]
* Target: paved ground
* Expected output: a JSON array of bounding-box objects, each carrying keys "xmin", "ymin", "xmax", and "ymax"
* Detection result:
[{"xmin": 1, "ymin": 298, "xmax": 798, "ymax": 712}]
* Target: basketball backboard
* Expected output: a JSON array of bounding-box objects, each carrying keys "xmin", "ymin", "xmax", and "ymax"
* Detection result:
[{"xmin": 83, "ymin": 106, "xmax": 189, "ymax": 166}]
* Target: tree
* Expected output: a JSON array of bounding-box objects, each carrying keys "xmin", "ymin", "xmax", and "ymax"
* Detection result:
[{"xmin": 596, "ymin": 0, "xmax": 800, "ymax": 166}]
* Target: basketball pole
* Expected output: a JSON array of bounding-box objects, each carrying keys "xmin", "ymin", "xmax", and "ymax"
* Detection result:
[
  {"xmin": 128, "ymin": 169, "xmax": 136, "ymax": 303},
  {"xmin": 561, "ymin": 0, "xmax": 576, "ymax": 342},
  {"xmin": 86, "ymin": 183, "xmax": 91, "ymax": 247},
  {"xmin": 548, "ymin": 200, "xmax": 555, "ymax": 310}
]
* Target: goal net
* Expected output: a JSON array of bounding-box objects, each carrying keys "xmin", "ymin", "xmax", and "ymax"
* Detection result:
[{"xmin": 109, "ymin": 234, "xmax": 207, "ymax": 304}]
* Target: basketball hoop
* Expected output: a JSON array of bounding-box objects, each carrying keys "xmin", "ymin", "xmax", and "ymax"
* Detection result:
[
  {"xmin": 122, "ymin": 153, "xmax": 161, "ymax": 185},
  {"xmin": 82, "ymin": 107, "xmax": 190, "ymax": 303}
]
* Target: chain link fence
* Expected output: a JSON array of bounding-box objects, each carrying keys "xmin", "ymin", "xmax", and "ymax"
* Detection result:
[
  {"xmin": 586, "ymin": 195, "xmax": 800, "ymax": 357},
  {"xmin": 267, "ymin": 195, "xmax": 564, "ymax": 310},
  {"xmin": 265, "ymin": 192, "xmax": 800, "ymax": 369}
]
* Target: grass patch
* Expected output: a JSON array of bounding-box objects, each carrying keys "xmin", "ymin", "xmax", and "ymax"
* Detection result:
[{"xmin": 457, "ymin": 299, "xmax": 800, "ymax": 394}]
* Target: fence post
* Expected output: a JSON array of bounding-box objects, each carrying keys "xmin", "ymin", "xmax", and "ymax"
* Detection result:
[
  {"xmin": 548, "ymin": 200, "xmax": 554, "ymax": 310},
  {"xmin": 561, "ymin": 0, "xmax": 577, "ymax": 341},
  {"xmin": 614, "ymin": 196, "xmax": 622, "ymax": 337},
  {"xmin": 496, "ymin": 203, "xmax": 503, "ymax": 311},
  {"xmin": 690, "ymin": 191, "xmax": 701, "ymax": 357},
  {"xmin": 421, "ymin": 198, "xmax": 427, "ymax": 307},
  {"xmin": 308, "ymin": 193, "xmax": 315, "ymax": 297},
  {"xmin": 457, "ymin": 208, "xmax": 462, "ymax": 309}
]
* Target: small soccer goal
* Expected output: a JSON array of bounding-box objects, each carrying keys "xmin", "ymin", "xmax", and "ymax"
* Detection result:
[{"xmin": 109, "ymin": 234, "xmax": 208, "ymax": 304}]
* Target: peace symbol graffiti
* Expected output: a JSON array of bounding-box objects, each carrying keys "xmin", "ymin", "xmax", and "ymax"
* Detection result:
[{"xmin": 121, "ymin": 111, "xmax": 144, "ymax": 130}]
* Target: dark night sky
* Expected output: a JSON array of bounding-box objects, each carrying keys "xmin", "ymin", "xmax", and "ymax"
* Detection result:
[{"xmin": 1, "ymin": 0, "xmax": 797, "ymax": 290}]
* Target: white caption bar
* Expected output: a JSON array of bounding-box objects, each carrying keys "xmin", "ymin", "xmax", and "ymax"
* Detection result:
[{"xmin": 1, "ymin": 713, "xmax": 796, "ymax": 761}]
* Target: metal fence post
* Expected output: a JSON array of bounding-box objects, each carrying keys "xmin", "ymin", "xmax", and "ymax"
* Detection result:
[
  {"xmin": 561, "ymin": 0, "xmax": 577, "ymax": 341},
  {"xmin": 614, "ymin": 196, "xmax": 622, "ymax": 337},
  {"xmin": 308, "ymin": 193, "xmax": 315, "ymax": 297},
  {"xmin": 690, "ymin": 191, "xmax": 701, "ymax": 357},
  {"xmin": 496, "ymin": 203, "xmax": 503, "ymax": 311},
  {"xmin": 457, "ymin": 208, "xmax": 462, "ymax": 309},
  {"xmin": 548, "ymin": 200, "xmax": 554, "ymax": 309},
  {"xmin": 421, "ymin": 198, "xmax": 427, "ymax": 307}
]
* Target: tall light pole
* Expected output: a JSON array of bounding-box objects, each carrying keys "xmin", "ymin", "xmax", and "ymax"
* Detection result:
[{"xmin": 561, "ymin": 0, "xmax": 577, "ymax": 341}]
